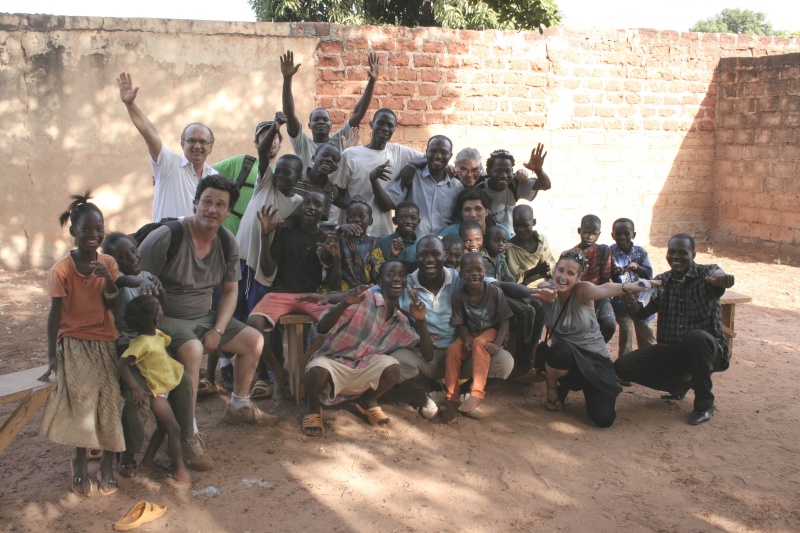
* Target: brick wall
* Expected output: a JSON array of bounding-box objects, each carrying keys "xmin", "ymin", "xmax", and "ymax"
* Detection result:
[
  {"xmin": 1, "ymin": 14, "xmax": 799, "ymax": 268},
  {"xmin": 714, "ymin": 53, "xmax": 800, "ymax": 258}
]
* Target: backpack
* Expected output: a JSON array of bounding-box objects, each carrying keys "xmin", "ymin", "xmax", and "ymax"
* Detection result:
[
  {"xmin": 131, "ymin": 218, "xmax": 232, "ymax": 264},
  {"xmin": 230, "ymin": 155, "xmax": 257, "ymax": 219}
]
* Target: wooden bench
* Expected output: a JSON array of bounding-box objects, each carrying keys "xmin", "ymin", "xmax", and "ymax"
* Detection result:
[
  {"xmin": 0, "ymin": 365, "xmax": 55, "ymax": 455},
  {"xmin": 720, "ymin": 290, "xmax": 752, "ymax": 356},
  {"xmin": 279, "ymin": 313, "xmax": 322, "ymax": 406}
]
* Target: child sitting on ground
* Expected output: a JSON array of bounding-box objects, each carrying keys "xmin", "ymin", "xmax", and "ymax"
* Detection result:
[
  {"xmin": 246, "ymin": 190, "xmax": 339, "ymax": 399},
  {"xmin": 374, "ymin": 200, "xmax": 420, "ymax": 268},
  {"xmin": 610, "ymin": 217, "xmax": 655, "ymax": 358},
  {"xmin": 442, "ymin": 234, "xmax": 465, "ymax": 270},
  {"xmin": 459, "ymin": 220, "xmax": 484, "ymax": 254},
  {"xmin": 326, "ymin": 199, "xmax": 380, "ymax": 292},
  {"xmin": 441, "ymin": 253, "xmax": 513, "ymax": 421},
  {"xmin": 506, "ymin": 205, "xmax": 556, "ymax": 287},
  {"xmin": 116, "ymin": 296, "xmax": 192, "ymax": 484},
  {"xmin": 572, "ymin": 214, "xmax": 616, "ymax": 342},
  {"xmin": 480, "ymin": 225, "xmax": 515, "ymax": 282}
]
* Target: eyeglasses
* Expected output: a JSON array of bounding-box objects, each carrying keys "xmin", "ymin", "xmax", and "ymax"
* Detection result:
[
  {"xmin": 183, "ymin": 138, "xmax": 212, "ymax": 146},
  {"xmin": 560, "ymin": 250, "xmax": 584, "ymax": 263},
  {"xmin": 456, "ymin": 166, "xmax": 481, "ymax": 176},
  {"xmin": 198, "ymin": 198, "xmax": 228, "ymax": 211}
]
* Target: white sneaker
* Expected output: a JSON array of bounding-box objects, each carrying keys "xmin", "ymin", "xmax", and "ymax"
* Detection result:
[{"xmin": 419, "ymin": 392, "xmax": 439, "ymax": 420}]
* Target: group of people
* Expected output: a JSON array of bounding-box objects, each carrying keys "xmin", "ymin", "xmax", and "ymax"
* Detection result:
[{"xmin": 38, "ymin": 51, "xmax": 735, "ymax": 497}]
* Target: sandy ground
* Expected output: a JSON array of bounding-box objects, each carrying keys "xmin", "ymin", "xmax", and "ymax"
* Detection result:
[{"xmin": 0, "ymin": 245, "xmax": 798, "ymax": 533}]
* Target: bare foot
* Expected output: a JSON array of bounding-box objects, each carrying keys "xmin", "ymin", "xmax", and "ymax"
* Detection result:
[
  {"xmin": 439, "ymin": 401, "xmax": 460, "ymax": 424},
  {"xmin": 138, "ymin": 460, "xmax": 170, "ymax": 480},
  {"xmin": 458, "ymin": 395, "xmax": 484, "ymax": 414},
  {"xmin": 172, "ymin": 465, "xmax": 193, "ymax": 485}
]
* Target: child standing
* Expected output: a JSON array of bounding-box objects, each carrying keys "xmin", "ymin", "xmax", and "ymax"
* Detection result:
[
  {"xmin": 39, "ymin": 191, "xmax": 125, "ymax": 497},
  {"xmin": 442, "ymin": 253, "xmax": 513, "ymax": 421},
  {"xmin": 610, "ymin": 218, "xmax": 656, "ymax": 357},
  {"xmin": 480, "ymin": 225, "xmax": 515, "ymax": 282},
  {"xmin": 506, "ymin": 205, "xmax": 556, "ymax": 287},
  {"xmin": 116, "ymin": 296, "xmax": 192, "ymax": 484},
  {"xmin": 572, "ymin": 214, "xmax": 616, "ymax": 343},
  {"xmin": 442, "ymin": 234, "xmax": 465, "ymax": 270},
  {"xmin": 327, "ymin": 199, "xmax": 380, "ymax": 292},
  {"xmin": 459, "ymin": 220, "xmax": 484, "ymax": 253},
  {"xmin": 375, "ymin": 200, "xmax": 420, "ymax": 267}
]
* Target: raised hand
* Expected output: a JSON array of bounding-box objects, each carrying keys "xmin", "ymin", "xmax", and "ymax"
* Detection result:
[
  {"xmin": 345, "ymin": 284, "xmax": 369, "ymax": 305},
  {"xmin": 370, "ymin": 161, "xmax": 393, "ymax": 183},
  {"xmin": 706, "ymin": 271, "xmax": 735, "ymax": 288},
  {"xmin": 117, "ymin": 72, "xmax": 139, "ymax": 104},
  {"xmin": 390, "ymin": 237, "xmax": 404, "ymax": 258},
  {"xmin": 408, "ymin": 289, "xmax": 427, "ymax": 322},
  {"xmin": 317, "ymin": 232, "xmax": 341, "ymax": 258},
  {"xmin": 257, "ymin": 205, "xmax": 284, "ymax": 236},
  {"xmin": 336, "ymin": 224, "xmax": 363, "ymax": 237},
  {"xmin": 523, "ymin": 143, "xmax": 547, "ymax": 173},
  {"xmin": 367, "ymin": 52, "xmax": 380, "ymax": 81},
  {"xmin": 531, "ymin": 287, "xmax": 558, "ymax": 304},
  {"xmin": 280, "ymin": 51, "xmax": 301, "ymax": 78},
  {"xmin": 274, "ymin": 111, "xmax": 288, "ymax": 126},
  {"xmin": 343, "ymin": 126, "xmax": 360, "ymax": 149}
]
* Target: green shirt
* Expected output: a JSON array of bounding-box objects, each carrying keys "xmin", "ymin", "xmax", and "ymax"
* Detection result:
[{"xmin": 213, "ymin": 154, "xmax": 260, "ymax": 236}]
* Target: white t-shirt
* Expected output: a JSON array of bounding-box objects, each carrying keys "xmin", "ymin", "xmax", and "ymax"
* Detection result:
[
  {"xmin": 151, "ymin": 144, "xmax": 216, "ymax": 222},
  {"xmin": 333, "ymin": 144, "xmax": 424, "ymax": 237}
]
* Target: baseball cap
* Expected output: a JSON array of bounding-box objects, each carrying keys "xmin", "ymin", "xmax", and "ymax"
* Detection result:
[{"xmin": 254, "ymin": 120, "xmax": 274, "ymax": 141}]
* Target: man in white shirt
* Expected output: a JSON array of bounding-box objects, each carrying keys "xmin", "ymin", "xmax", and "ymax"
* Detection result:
[{"xmin": 119, "ymin": 72, "xmax": 217, "ymax": 222}]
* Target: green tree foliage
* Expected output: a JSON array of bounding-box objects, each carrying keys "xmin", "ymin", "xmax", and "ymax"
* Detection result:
[
  {"xmin": 690, "ymin": 8, "xmax": 790, "ymax": 36},
  {"xmin": 249, "ymin": 0, "xmax": 561, "ymax": 33}
]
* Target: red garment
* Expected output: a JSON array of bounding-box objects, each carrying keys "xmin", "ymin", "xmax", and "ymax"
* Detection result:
[{"xmin": 572, "ymin": 243, "xmax": 612, "ymax": 285}]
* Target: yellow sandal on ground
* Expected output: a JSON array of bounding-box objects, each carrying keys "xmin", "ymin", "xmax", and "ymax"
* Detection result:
[
  {"xmin": 250, "ymin": 379, "xmax": 273, "ymax": 399},
  {"xmin": 197, "ymin": 378, "xmax": 220, "ymax": 396},
  {"xmin": 355, "ymin": 403, "xmax": 392, "ymax": 428},
  {"xmin": 113, "ymin": 501, "xmax": 168, "ymax": 531},
  {"xmin": 301, "ymin": 411, "xmax": 325, "ymax": 436}
]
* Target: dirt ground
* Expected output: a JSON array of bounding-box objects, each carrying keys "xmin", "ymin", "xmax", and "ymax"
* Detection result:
[{"xmin": 0, "ymin": 245, "xmax": 798, "ymax": 533}]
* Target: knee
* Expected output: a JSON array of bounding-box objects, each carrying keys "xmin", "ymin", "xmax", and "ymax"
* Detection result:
[
  {"xmin": 591, "ymin": 410, "xmax": 616, "ymax": 428},
  {"xmin": 383, "ymin": 364, "xmax": 402, "ymax": 384},
  {"xmin": 613, "ymin": 357, "xmax": 630, "ymax": 378},
  {"xmin": 545, "ymin": 342, "xmax": 573, "ymax": 370},
  {"xmin": 177, "ymin": 341, "xmax": 203, "ymax": 367},
  {"xmin": 489, "ymin": 349, "xmax": 514, "ymax": 379},
  {"xmin": 304, "ymin": 366, "xmax": 330, "ymax": 389},
  {"xmin": 600, "ymin": 317, "xmax": 616, "ymax": 342}
]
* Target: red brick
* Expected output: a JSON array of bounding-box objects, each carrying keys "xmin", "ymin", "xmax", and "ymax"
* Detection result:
[
  {"xmin": 420, "ymin": 70, "xmax": 444, "ymax": 83},
  {"xmin": 405, "ymin": 99, "xmax": 427, "ymax": 111},
  {"xmin": 422, "ymin": 41, "xmax": 445, "ymax": 53},
  {"xmin": 319, "ymin": 41, "xmax": 343, "ymax": 54},
  {"xmin": 493, "ymin": 113, "xmax": 516, "ymax": 126},
  {"xmin": 508, "ymin": 86, "xmax": 529, "ymax": 98},
  {"xmin": 485, "ymin": 58, "xmax": 504, "ymax": 70},
  {"xmin": 395, "ymin": 67, "xmax": 418, "ymax": 81},
  {"xmin": 574, "ymin": 106, "xmax": 592, "ymax": 117},
  {"xmin": 595, "ymin": 107, "xmax": 615, "ymax": 117},
  {"xmin": 530, "ymin": 88, "xmax": 547, "ymax": 99},
  {"xmin": 624, "ymin": 121, "xmax": 639, "ymax": 130},
  {"xmin": 531, "ymin": 60, "xmax": 550, "ymax": 72},
  {"xmin": 455, "ymin": 100, "xmax": 474, "ymax": 111},
  {"xmin": 430, "ymin": 98, "xmax": 452, "ymax": 110},
  {"xmin": 573, "ymin": 94, "xmax": 591, "ymax": 104},
  {"xmin": 697, "ymin": 120, "xmax": 715, "ymax": 132},
  {"xmin": 413, "ymin": 54, "xmax": 436, "ymax": 68},
  {"xmin": 525, "ymin": 74, "xmax": 547, "ymax": 87},
  {"xmin": 512, "ymin": 100, "xmax": 531, "ymax": 113},
  {"xmin": 372, "ymin": 39, "xmax": 394, "ymax": 52},
  {"xmin": 630, "ymin": 68, "xmax": 647, "ymax": 79},
  {"xmin": 447, "ymin": 42, "xmax": 469, "ymax": 54},
  {"xmin": 604, "ymin": 118, "xmax": 623, "ymax": 129},
  {"xmin": 398, "ymin": 112, "xmax": 423, "ymax": 126},
  {"xmin": 605, "ymin": 93, "xmax": 624, "ymax": 104},
  {"xmin": 438, "ymin": 56, "xmax": 459, "ymax": 68},
  {"xmin": 379, "ymin": 97, "xmax": 405, "ymax": 110},
  {"xmin": 624, "ymin": 80, "xmax": 643, "ymax": 92},
  {"xmin": 424, "ymin": 112, "xmax": 447, "ymax": 125},
  {"xmin": 582, "ymin": 80, "xmax": 602, "ymax": 90},
  {"xmin": 388, "ymin": 83, "xmax": 416, "ymax": 96},
  {"xmin": 509, "ymin": 59, "xmax": 530, "ymax": 71},
  {"xmin": 328, "ymin": 110, "xmax": 346, "ymax": 124},
  {"xmin": 604, "ymin": 81, "xmax": 623, "ymax": 92},
  {"xmin": 523, "ymin": 114, "xmax": 546, "ymax": 128},
  {"xmin": 618, "ymin": 106, "xmax": 635, "ymax": 118},
  {"xmin": 644, "ymin": 95, "xmax": 661, "ymax": 105},
  {"xmin": 319, "ymin": 55, "xmax": 342, "ymax": 68},
  {"xmin": 626, "ymin": 94, "xmax": 642, "ymax": 104},
  {"xmin": 476, "ymin": 99, "xmax": 498, "ymax": 111},
  {"xmin": 561, "ymin": 79, "xmax": 581, "ymax": 90},
  {"xmin": 442, "ymin": 86, "xmax": 462, "ymax": 98},
  {"xmin": 336, "ymin": 97, "xmax": 357, "ymax": 109},
  {"xmin": 662, "ymin": 121, "xmax": 679, "ymax": 131},
  {"xmin": 316, "ymin": 83, "xmax": 343, "ymax": 96},
  {"xmin": 388, "ymin": 54, "xmax": 409, "ymax": 67},
  {"xmin": 396, "ymin": 39, "xmax": 418, "ymax": 52},
  {"xmin": 644, "ymin": 120, "xmax": 661, "ymax": 130},
  {"xmin": 417, "ymin": 84, "xmax": 438, "ymax": 97},
  {"xmin": 318, "ymin": 96, "xmax": 335, "ymax": 109}
]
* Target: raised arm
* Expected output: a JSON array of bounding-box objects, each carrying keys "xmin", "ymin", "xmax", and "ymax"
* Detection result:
[
  {"xmin": 280, "ymin": 51, "xmax": 303, "ymax": 138},
  {"xmin": 577, "ymin": 279, "xmax": 659, "ymax": 307},
  {"xmin": 118, "ymin": 72, "xmax": 163, "ymax": 162},
  {"xmin": 257, "ymin": 206, "xmax": 284, "ymax": 277},
  {"xmin": 523, "ymin": 143, "xmax": 552, "ymax": 192},
  {"xmin": 348, "ymin": 52, "xmax": 380, "ymax": 128},
  {"xmin": 258, "ymin": 112, "xmax": 286, "ymax": 177}
]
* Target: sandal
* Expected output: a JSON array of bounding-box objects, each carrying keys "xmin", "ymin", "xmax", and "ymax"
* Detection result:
[
  {"xmin": 197, "ymin": 378, "xmax": 220, "ymax": 396},
  {"xmin": 96, "ymin": 471, "xmax": 119, "ymax": 496},
  {"xmin": 355, "ymin": 403, "xmax": 392, "ymax": 428},
  {"xmin": 544, "ymin": 386, "xmax": 564, "ymax": 412},
  {"xmin": 250, "ymin": 380, "xmax": 273, "ymax": 399},
  {"xmin": 117, "ymin": 461, "xmax": 138, "ymax": 479},
  {"xmin": 113, "ymin": 501, "xmax": 168, "ymax": 532},
  {"xmin": 301, "ymin": 411, "xmax": 325, "ymax": 437},
  {"xmin": 70, "ymin": 460, "xmax": 92, "ymax": 497}
]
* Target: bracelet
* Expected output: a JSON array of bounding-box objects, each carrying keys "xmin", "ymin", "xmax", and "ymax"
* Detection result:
[
  {"xmin": 212, "ymin": 327, "xmax": 224, "ymax": 336},
  {"xmin": 103, "ymin": 288, "xmax": 119, "ymax": 299},
  {"xmin": 621, "ymin": 283, "xmax": 630, "ymax": 294}
]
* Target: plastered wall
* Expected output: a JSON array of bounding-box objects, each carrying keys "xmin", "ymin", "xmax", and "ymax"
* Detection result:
[{"xmin": 1, "ymin": 14, "xmax": 798, "ymax": 269}]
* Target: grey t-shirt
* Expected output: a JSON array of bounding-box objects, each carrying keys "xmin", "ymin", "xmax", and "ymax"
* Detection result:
[
  {"xmin": 478, "ymin": 179, "xmax": 537, "ymax": 230},
  {"xmin": 139, "ymin": 217, "xmax": 240, "ymax": 320}
]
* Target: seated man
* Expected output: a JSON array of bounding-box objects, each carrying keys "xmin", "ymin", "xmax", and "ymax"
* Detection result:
[
  {"xmin": 614, "ymin": 233, "xmax": 735, "ymax": 425},
  {"xmin": 301, "ymin": 261, "xmax": 432, "ymax": 436},
  {"xmin": 138, "ymin": 175, "xmax": 276, "ymax": 430}
]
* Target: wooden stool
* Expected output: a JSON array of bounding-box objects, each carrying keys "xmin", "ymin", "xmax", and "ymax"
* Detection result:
[
  {"xmin": 279, "ymin": 313, "xmax": 317, "ymax": 406},
  {"xmin": 0, "ymin": 365, "xmax": 55, "ymax": 454},
  {"xmin": 720, "ymin": 290, "xmax": 752, "ymax": 356}
]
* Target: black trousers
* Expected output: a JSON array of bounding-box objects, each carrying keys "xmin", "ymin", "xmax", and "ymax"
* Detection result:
[
  {"xmin": 547, "ymin": 342, "xmax": 618, "ymax": 428},
  {"xmin": 614, "ymin": 329, "xmax": 723, "ymax": 411}
]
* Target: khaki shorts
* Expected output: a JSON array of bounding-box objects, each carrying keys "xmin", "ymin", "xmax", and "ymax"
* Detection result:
[
  {"xmin": 159, "ymin": 311, "xmax": 248, "ymax": 352},
  {"xmin": 306, "ymin": 354, "xmax": 399, "ymax": 405}
]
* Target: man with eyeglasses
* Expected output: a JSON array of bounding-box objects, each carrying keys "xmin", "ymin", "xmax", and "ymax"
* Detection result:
[{"xmin": 119, "ymin": 72, "xmax": 218, "ymax": 222}]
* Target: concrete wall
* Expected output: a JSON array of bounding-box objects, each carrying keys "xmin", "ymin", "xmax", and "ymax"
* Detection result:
[
  {"xmin": 713, "ymin": 53, "xmax": 800, "ymax": 258},
  {"xmin": 1, "ymin": 14, "xmax": 798, "ymax": 269}
]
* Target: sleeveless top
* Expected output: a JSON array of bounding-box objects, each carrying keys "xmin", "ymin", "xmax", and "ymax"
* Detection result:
[{"xmin": 545, "ymin": 294, "xmax": 609, "ymax": 359}]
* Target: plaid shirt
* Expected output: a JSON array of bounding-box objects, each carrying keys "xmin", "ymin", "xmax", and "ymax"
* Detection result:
[
  {"xmin": 573, "ymin": 243, "xmax": 612, "ymax": 285},
  {"xmin": 640, "ymin": 262, "xmax": 728, "ymax": 358},
  {"xmin": 610, "ymin": 243, "xmax": 654, "ymax": 320},
  {"xmin": 312, "ymin": 290, "xmax": 419, "ymax": 369}
]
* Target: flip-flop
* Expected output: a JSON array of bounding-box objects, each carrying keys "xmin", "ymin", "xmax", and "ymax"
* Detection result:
[
  {"xmin": 96, "ymin": 471, "xmax": 119, "ymax": 496},
  {"xmin": 113, "ymin": 501, "xmax": 168, "ymax": 532},
  {"xmin": 117, "ymin": 461, "xmax": 138, "ymax": 479},
  {"xmin": 355, "ymin": 403, "xmax": 392, "ymax": 428},
  {"xmin": 70, "ymin": 460, "xmax": 92, "ymax": 497},
  {"xmin": 249, "ymin": 380, "xmax": 273, "ymax": 399},
  {"xmin": 197, "ymin": 378, "xmax": 220, "ymax": 396},
  {"xmin": 301, "ymin": 411, "xmax": 325, "ymax": 437}
]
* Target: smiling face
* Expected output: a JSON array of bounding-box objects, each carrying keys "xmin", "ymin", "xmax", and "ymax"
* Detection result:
[
  {"xmin": 113, "ymin": 236, "xmax": 142, "ymax": 276},
  {"xmin": 346, "ymin": 202, "xmax": 373, "ymax": 234},
  {"xmin": 425, "ymin": 138, "xmax": 453, "ymax": 172},
  {"xmin": 369, "ymin": 111, "xmax": 397, "ymax": 149},
  {"xmin": 460, "ymin": 253, "xmax": 486, "ymax": 291},
  {"xmin": 461, "ymin": 200, "xmax": 488, "ymax": 228},
  {"xmin": 379, "ymin": 260, "xmax": 408, "ymax": 300},
  {"xmin": 416, "ymin": 237, "xmax": 445, "ymax": 280},
  {"xmin": 312, "ymin": 144, "xmax": 341, "ymax": 176},
  {"xmin": 301, "ymin": 191, "xmax": 327, "ymax": 226},
  {"xmin": 512, "ymin": 209, "xmax": 535, "ymax": 241},
  {"xmin": 70, "ymin": 210, "xmax": 105, "ymax": 255},
  {"xmin": 612, "ymin": 221, "xmax": 636, "ymax": 253},
  {"xmin": 393, "ymin": 207, "xmax": 420, "ymax": 240},
  {"xmin": 666, "ymin": 236, "xmax": 695, "ymax": 280},
  {"xmin": 308, "ymin": 109, "xmax": 332, "ymax": 141},
  {"xmin": 484, "ymin": 226, "xmax": 507, "ymax": 257},
  {"xmin": 455, "ymin": 158, "xmax": 482, "ymax": 188},
  {"xmin": 273, "ymin": 157, "xmax": 301, "ymax": 195},
  {"xmin": 194, "ymin": 187, "xmax": 231, "ymax": 231},
  {"xmin": 578, "ymin": 220, "xmax": 601, "ymax": 249},
  {"xmin": 553, "ymin": 257, "xmax": 583, "ymax": 295},
  {"xmin": 256, "ymin": 129, "xmax": 282, "ymax": 160},
  {"xmin": 462, "ymin": 228, "xmax": 483, "ymax": 253},
  {"xmin": 487, "ymin": 157, "xmax": 514, "ymax": 192},
  {"xmin": 180, "ymin": 124, "xmax": 213, "ymax": 165},
  {"xmin": 443, "ymin": 243, "xmax": 464, "ymax": 269}
]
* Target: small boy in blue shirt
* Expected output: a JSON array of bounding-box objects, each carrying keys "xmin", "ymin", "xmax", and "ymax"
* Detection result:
[
  {"xmin": 610, "ymin": 218, "xmax": 656, "ymax": 358},
  {"xmin": 375, "ymin": 200, "xmax": 420, "ymax": 269}
]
